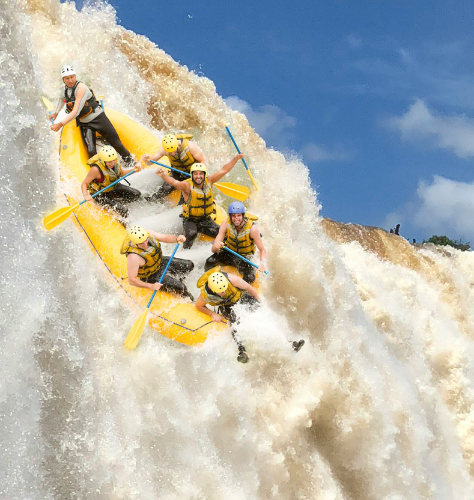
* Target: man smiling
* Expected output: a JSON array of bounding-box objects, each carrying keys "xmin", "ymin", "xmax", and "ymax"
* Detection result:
[
  {"xmin": 195, "ymin": 269, "xmax": 305, "ymax": 363},
  {"xmin": 205, "ymin": 201, "xmax": 267, "ymax": 283},
  {"xmin": 142, "ymin": 133, "xmax": 206, "ymax": 202},
  {"xmin": 121, "ymin": 226, "xmax": 194, "ymax": 300},
  {"xmin": 155, "ymin": 154, "xmax": 244, "ymax": 249}
]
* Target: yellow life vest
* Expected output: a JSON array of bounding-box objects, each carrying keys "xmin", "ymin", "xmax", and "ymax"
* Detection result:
[
  {"xmin": 197, "ymin": 266, "xmax": 243, "ymax": 307},
  {"xmin": 166, "ymin": 134, "xmax": 196, "ymax": 172},
  {"xmin": 120, "ymin": 235, "xmax": 163, "ymax": 279},
  {"xmin": 226, "ymin": 214, "xmax": 258, "ymax": 256},
  {"xmin": 182, "ymin": 178, "xmax": 216, "ymax": 221},
  {"xmin": 87, "ymin": 156, "xmax": 122, "ymax": 194}
]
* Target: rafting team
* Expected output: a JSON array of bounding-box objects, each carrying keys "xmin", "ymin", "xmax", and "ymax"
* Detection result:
[{"xmin": 50, "ymin": 65, "xmax": 304, "ymax": 363}]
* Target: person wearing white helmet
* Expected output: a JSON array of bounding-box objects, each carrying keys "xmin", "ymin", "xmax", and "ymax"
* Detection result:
[
  {"xmin": 155, "ymin": 153, "xmax": 244, "ymax": 249},
  {"xmin": 142, "ymin": 133, "xmax": 207, "ymax": 202},
  {"xmin": 195, "ymin": 269, "xmax": 304, "ymax": 363},
  {"xmin": 121, "ymin": 226, "xmax": 194, "ymax": 300},
  {"xmin": 50, "ymin": 65, "xmax": 135, "ymax": 166},
  {"xmin": 80, "ymin": 145, "xmax": 142, "ymax": 221}
]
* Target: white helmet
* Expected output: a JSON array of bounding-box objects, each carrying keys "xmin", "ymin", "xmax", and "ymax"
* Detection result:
[{"xmin": 61, "ymin": 65, "xmax": 76, "ymax": 78}]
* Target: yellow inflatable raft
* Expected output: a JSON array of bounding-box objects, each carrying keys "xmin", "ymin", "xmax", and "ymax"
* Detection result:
[{"xmin": 57, "ymin": 109, "xmax": 229, "ymax": 346}]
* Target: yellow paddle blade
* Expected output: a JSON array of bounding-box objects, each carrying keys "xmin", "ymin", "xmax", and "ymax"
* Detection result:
[
  {"xmin": 41, "ymin": 96, "xmax": 54, "ymax": 112},
  {"xmin": 214, "ymin": 182, "xmax": 250, "ymax": 201},
  {"xmin": 43, "ymin": 202, "xmax": 81, "ymax": 231},
  {"xmin": 124, "ymin": 309, "xmax": 149, "ymax": 350}
]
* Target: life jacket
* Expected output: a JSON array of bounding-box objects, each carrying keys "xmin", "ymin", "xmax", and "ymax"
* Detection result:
[
  {"xmin": 64, "ymin": 81, "xmax": 100, "ymax": 119},
  {"xmin": 225, "ymin": 214, "xmax": 259, "ymax": 256},
  {"xmin": 165, "ymin": 134, "xmax": 196, "ymax": 172},
  {"xmin": 120, "ymin": 235, "xmax": 163, "ymax": 280},
  {"xmin": 197, "ymin": 266, "xmax": 242, "ymax": 307},
  {"xmin": 86, "ymin": 156, "xmax": 122, "ymax": 194},
  {"xmin": 181, "ymin": 177, "xmax": 216, "ymax": 221}
]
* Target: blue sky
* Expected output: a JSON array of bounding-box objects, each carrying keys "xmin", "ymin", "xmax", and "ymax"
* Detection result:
[{"xmin": 77, "ymin": 0, "xmax": 474, "ymax": 244}]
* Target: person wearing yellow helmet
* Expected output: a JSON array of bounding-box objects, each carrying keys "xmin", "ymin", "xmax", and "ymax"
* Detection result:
[
  {"xmin": 141, "ymin": 133, "xmax": 206, "ymax": 202},
  {"xmin": 121, "ymin": 226, "xmax": 194, "ymax": 299},
  {"xmin": 195, "ymin": 268, "xmax": 304, "ymax": 363},
  {"xmin": 155, "ymin": 153, "xmax": 245, "ymax": 249},
  {"xmin": 80, "ymin": 145, "xmax": 142, "ymax": 221},
  {"xmin": 50, "ymin": 65, "xmax": 137, "ymax": 166},
  {"xmin": 161, "ymin": 134, "xmax": 179, "ymax": 153}
]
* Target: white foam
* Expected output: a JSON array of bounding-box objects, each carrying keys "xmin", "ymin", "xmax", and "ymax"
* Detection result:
[{"xmin": 1, "ymin": 0, "xmax": 473, "ymax": 498}]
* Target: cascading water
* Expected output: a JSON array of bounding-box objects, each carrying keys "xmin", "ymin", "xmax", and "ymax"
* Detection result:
[{"xmin": 1, "ymin": 0, "xmax": 474, "ymax": 498}]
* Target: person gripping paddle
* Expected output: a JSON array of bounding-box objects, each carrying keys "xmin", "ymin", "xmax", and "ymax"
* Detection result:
[
  {"xmin": 204, "ymin": 201, "xmax": 267, "ymax": 284},
  {"xmin": 50, "ymin": 65, "xmax": 137, "ymax": 167},
  {"xmin": 81, "ymin": 146, "xmax": 142, "ymax": 223},
  {"xmin": 121, "ymin": 226, "xmax": 194, "ymax": 300},
  {"xmin": 155, "ymin": 154, "xmax": 245, "ymax": 249},
  {"xmin": 142, "ymin": 133, "xmax": 206, "ymax": 203}
]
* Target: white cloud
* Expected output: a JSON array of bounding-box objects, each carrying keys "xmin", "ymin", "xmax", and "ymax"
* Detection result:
[
  {"xmin": 391, "ymin": 99, "xmax": 474, "ymax": 158},
  {"xmin": 300, "ymin": 143, "xmax": 349, "ymax": 162},
  {"xmin": 226, "ymin": 95, "xmax": 347, "ymax": 163},
  {"xmin": 344, "ymin": 40, "xmax": 474, "ymax": 109},
  {"xmin": 414, "ymin": 175, "xmax": 474, "ymax": 242},
  {"xmin": 225, "ymin": 95, "xmax": 296, "ymax": 150}
]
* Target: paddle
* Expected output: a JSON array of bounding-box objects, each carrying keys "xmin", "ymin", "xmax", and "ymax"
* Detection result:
[
  {"xmin": 224, "ymin": 125, "xmax": 258, "ymax": 191},
  {"xmin": 124, "ymin": 242, "xmax": 181, "ymax": 350},
  {"xmin": 41, "ymin": 96, "xmax": 54, "ymax": 123},
  {"xmin": 42, "ymin": 96, "xmax": 54, "ymax": 112},
  {"xmin": 149, "ymin": 160, "xmax": 250, "ymax": 202},
  {"xmin": 223, "ymin": 246, "xmax": 269, "ymax": 275},
  {"xmin": 43, "ymin": 170, "xmax": 136, "ymax": 230}
]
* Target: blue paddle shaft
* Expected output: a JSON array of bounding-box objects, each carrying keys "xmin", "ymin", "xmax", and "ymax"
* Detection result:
[
  {"xmin": 79, "ymin": 169, "xmax": 136, "ymax": 206},
  {"xmin": 149, "ymin": 159, "xmax": 191, "ymax": 177},
  {"xmin": 147, "ymin": 290, "xmax": 157, "ymax": 309},
  {"xmin": 223, "ymin": 246, "xmax": 269, "ymax": 275},
  {"xmin": 146, "ymin": 242, "xmax": 181, "ymax": 308},
  {"xmin": 225, "ymin": 126, "xmax": 250, "ymax": 171}
]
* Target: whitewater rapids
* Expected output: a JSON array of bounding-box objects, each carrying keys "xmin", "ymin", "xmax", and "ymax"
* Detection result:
[{"xmin": 1, "ymin": 0, "xmax": 474, "ymax": 498}]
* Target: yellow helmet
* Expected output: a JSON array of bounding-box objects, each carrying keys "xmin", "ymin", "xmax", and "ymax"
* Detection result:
[
  {"xmin": 190, "ymin": 163, "xmax": 207, "ymax": 175},
  {"xmin": 129, "ymin": 226, "xmax": 149, "ymax": 245},
  {"xmin": 99, "ymin": 146, "xmax": 118, "ymax": 162},
  {"xmin": 162, "ymin": 134, "xmax": 178, "ymax": 153},
  {"xmin": 208, "ymin": 272, "xmax": 229, "ymax": 294}
]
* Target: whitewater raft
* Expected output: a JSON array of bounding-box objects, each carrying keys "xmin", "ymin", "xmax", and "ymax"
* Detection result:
[{"xmin": 57, "ymin": 109, "xmax": 229, "ymax": 346}]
